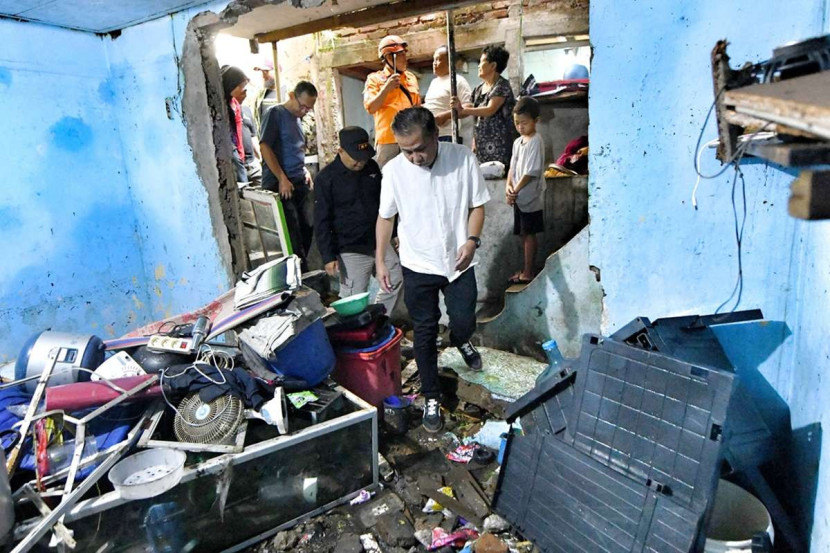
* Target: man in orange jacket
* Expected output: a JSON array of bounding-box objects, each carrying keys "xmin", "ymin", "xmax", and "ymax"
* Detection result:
[{"xmin": 363, "ymin": 35, "xmax": 421, "ymax": 168}]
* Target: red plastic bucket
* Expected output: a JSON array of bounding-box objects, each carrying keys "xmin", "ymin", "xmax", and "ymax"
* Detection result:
[{"xmin": 333, "ymin": 327, "xmax": 403, "ymax": 408}]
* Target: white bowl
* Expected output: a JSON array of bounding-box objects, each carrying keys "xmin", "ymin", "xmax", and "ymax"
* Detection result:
[{"xmin": 108, "ymin": 448, "xmax": 186, "ymax": 500}]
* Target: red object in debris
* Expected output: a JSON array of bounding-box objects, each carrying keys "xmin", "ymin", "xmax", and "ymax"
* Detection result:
[
  {"xmin": 327, "ymin": 318, "xmax": 383, "ymax": 345},
  {"xmin": 333, "ymin": 327, "xmax": 403, "ymax": 408},
  {"xmin": 45, "ymin": 375, "xmax": 162, "ymax": 412}
]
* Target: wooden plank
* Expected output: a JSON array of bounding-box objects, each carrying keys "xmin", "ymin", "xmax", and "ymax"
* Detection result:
[
  {"xmin": 417, "ymin": 480, "xmax": 483, "ymax": 527},
  {"xmin": 725, "ymin": 72, "xmax": 830, "ymax": 141},
  {"xmin": 789, "ymin": 170, "xmax": 830, "ymax": 220},
  {"xmin": 256, "ymin": 0, "xmax": 482, "ymax": 43},
  {"xmin": 743, "ymin": 140, "xmax": 830, "ymax": 167}
]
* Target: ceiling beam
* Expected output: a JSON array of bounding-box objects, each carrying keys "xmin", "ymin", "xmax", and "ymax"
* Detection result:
[{"xmin": 255, "ymin": 0, "xmax": 484, "ymax": 43}]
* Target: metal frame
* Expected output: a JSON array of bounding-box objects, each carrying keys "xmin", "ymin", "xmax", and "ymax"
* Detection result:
[
  {"xmin": 240, "ymin": 188, "xmax": 293, "ymax": 266},
  {"xmin": 58, "ymin": 386, "xmax": 377, "ymax": 524}
]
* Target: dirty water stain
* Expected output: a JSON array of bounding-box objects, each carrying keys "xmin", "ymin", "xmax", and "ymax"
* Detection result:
[
  {"xmin": 49, "ymin": 117, "xmax": 93, "ymax": 152},
  {"xmin": 154, "ymin": 285, "xmax": 162, "ymax": 297},
  {"xmin": 104, "ymin": 324, "xmax": 116, "ymax": 337},
  {"xmin": 0, "ymin": 206, "xmax": 22, "ymax": 232},
  {"xmin": 0, "ymin": 68, "xmax": 11, "ymax": 89},
  {"xmin": 98, "ymin": 79, "xmax": 117, "ymax": 105},
  {"xmin": 131, "ymin": 294, "xmax": 144, "ymax": 310},
  {"xmin": 154, "ymin": 264, "xmax": 166, "ymax": 280}
]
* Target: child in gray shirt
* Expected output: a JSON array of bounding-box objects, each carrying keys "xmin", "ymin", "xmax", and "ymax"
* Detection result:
[{"xmin": 506, "ymin": 97, "xmax": 545, "ymax": 285}]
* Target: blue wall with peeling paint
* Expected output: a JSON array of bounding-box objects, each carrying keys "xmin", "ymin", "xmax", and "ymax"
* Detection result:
[
  {"xmin": 0, "ymin": 20, "xmax": 151, "ymax": 359},
  {"xmin": 590, "ymin": 0, "xmax": 830, "ymax": 548},
  {"xmin": 106, "ymin": 9, "xmax": 230, "ymax": 320},
  {"xmin": 0, "ymin": 5, "xmax": 231, "ymax": 360}
]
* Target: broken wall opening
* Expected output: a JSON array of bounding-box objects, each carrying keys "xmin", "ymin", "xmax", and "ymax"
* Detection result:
[{"xmin": 182, "ymin": 0, "xmax": 592, "ymax": 320}]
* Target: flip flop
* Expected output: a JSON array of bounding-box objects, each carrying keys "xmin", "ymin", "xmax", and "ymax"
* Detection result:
[{"xmin": 508, "ymin": 276, "xmax": 532, "ymax": 285}]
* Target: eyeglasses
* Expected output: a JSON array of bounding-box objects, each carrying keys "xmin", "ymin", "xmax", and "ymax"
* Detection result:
[{"xmin": 297, "ymin": 99, "xmax": 315, "ymax": 113}]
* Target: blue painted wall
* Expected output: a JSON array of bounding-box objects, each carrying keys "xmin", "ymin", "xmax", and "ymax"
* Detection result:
[
  {"xmin": 0, "ymin": 20, "xmax": 150, "ymax": 359},
  {"xmin": 0, "ymin": 2, "xmax": 231, "ymax": 360},
  {"xmin": 106, "ymin": 9, "xmax": 230, "ymax": 319},
  {"xmin": 590, "ymin": 0, "xmax": 830, "ymax": 548}
]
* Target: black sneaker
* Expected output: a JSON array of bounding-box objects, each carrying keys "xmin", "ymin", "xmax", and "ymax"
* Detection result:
[
  {"xmin": 458, "ymin": 342, "xmax": 483, "ymax": 371},
  {"xmin": 422, "ymin": 398, "xmax": 443, "ymax": 433}
]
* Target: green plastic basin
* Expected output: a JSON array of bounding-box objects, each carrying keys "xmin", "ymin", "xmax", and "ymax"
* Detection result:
[{"xmin": 330, "ymin": 292, "xmax": 370, "ymax": 316}]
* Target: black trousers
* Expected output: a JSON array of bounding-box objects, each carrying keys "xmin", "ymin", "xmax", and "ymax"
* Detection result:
[
  {"xmin": 284, "ymin": 177, "xmax": 314, "ymax": 270},
  {"xmin": 403, "ymin": 267, "xmax": 477, "ymax": 400}
]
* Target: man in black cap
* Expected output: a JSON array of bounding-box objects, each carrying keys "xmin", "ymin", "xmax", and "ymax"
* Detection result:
[{"xmin": 314, "ymin": 126, "xmax": 402, "ymax": 313}]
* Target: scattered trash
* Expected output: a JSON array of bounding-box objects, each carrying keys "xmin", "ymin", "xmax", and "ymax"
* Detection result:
[
  {"xmin": 422, "ymin": 486, "xmax": 455, "ymax": 513},
  {"xmin": 378, "ymin": 452, "xmax": 395, "ymax": 481},
  {"xmin": 447, "ymin": 443, "xmax": 478, "ymax": 463},
  {"xmin": 287, "ymin": 390, "xmax": 319, "ymax": 408},
  {"xmin": 428, "ymin": 527, "xmax": 479, "ymax": 550},
  {"xmin": 472, "ymin": 420, "xmax": 513, "ymax": 451},
  {"xmin": 349, "ymin": 489, "xmax": 373, "ymax": 505},
  {"xmin": 359, "ymin": 533, "xmax": 382, "ymax": 553},
  {"xmin": 483, "ymin": 514, "xmax": 510, "ymax": 533}
]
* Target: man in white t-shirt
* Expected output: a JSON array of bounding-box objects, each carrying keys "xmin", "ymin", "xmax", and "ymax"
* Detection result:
[
  {"xmin": 422, "ymin": 46, "xmax": 474, "ymax": 148},
  {"xmin": 375, "ymin": 107, "xmax": 490, "ymax": 432}
]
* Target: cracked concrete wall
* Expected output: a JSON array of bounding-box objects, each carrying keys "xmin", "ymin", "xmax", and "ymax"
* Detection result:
[{"xmin": 477, "ymin": 226, "xmax": 602, "ymax": 359}]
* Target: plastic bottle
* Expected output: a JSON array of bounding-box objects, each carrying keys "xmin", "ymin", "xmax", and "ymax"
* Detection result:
[
  {"xmin": 47, "ymin": 437, "xmax": 98, "ymax": 474},
  {"xmin": 536, "ymin": 339, "xmax": 565, "ymax": 384}
]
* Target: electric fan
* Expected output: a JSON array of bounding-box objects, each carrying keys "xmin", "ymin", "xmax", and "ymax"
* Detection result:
[{"xmin": 173, "ymin": 393, "xmax": 245, "ymax": 446}]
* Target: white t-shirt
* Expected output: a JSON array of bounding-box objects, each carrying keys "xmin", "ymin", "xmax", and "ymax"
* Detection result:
[
  {"xmin": 422, "ymin": 74, "xmax": 474, "ymax": 148},
  {"xmin": 508, "ymin": 133, "xmax": 546, "ymax": 212},
  {"xmin": 379, "ymin": 142, "xmax": 490, "ymax": 281}
]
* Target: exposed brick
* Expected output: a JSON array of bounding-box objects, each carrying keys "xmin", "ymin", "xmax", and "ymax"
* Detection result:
[
  {"xmin": 419, "ymin": 12, "xmax": 439, "ymax": 22},
  {"xmin": 491, "ymin": 8, "xmax": 509, "ymax": 18},
  {"xmin": 358, "ymin": 24, "xmax": 379, "ymax": 33}
]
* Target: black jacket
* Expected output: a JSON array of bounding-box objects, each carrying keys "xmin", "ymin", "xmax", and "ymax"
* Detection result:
[{"xmin": 313, "ymin": 156, "xmax": 382, "ymax": 264}]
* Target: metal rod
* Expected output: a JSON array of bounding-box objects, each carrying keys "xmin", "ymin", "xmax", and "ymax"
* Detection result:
[
  {"xmin": 20, "ymin": 484, "xmax": 76, "ymax": 549},
  {"xmin": 11, "ymin": 416, "xmax": 145, "ymax": 553},
  {"xmin": 445, "ymin": 9, "xmax": 460, "ymax": 144},
  {"xmin": 6, "ymin": 351, "xmax": 60, "ymax": 476}
]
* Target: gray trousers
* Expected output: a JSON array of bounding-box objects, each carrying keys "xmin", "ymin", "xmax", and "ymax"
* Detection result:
[
  {"xmin": 375, "ymin": 143, "xmax": 401, "ymax": 168},
  {"xmin": 339, "ymin": 248, "xmax": 402, "ymax": 315}
]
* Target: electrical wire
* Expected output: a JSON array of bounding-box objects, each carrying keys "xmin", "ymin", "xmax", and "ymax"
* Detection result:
[
  {"xmin": 692, "ymin": 90, "xmax": 774, "ymax": 315},
  {"xmin": 159, "ymin": 361, "xmax": 231, "ymax": 427},
  {"xmin": 714, "ymin": 161, "xmax": 748, "ymax": 314}
]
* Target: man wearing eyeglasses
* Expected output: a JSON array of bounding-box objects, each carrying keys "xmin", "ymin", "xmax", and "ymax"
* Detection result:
[{"xmin": 260, "ymin": 81, "xmax": 318, "ymax": 269}]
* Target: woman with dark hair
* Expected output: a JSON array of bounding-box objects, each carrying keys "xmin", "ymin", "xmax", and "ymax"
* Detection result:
[{"xmin": 452, "ymin": 44, "xmax": 516, "ymax": 169}]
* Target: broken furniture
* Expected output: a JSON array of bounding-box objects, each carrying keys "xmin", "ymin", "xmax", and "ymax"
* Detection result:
[
  {"xmin": 711, "ymin": 35, "xmax": 830, "ymax": 219},
  {"xmin": 495, "ymin": 311, "xmax": 799, "ymax": 552},
  {"xmin": 12, "ymin": 386, "xmax": 378, "ymax": 552},
  {"xmin": 239, "ymin": 187, "xmax": 294, "ymax": 269}
]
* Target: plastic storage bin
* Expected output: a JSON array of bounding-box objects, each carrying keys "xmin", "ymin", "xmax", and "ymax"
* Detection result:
[
  {"xmin": 333, "ymin": 327, "xmax": 403, "ymax": 408},
  {"xmin": 266, "ymin": 319, "xmax": 336, "ymax": 387}
]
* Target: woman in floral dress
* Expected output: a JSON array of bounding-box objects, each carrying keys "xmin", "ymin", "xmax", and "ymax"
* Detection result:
[{"xmin": 453, "ymin": 44, "xmax": 516, "ymax": 170}]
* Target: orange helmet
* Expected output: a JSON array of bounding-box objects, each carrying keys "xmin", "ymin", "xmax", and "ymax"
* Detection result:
[{"xmin": 378, "ymin": 35, "xmax": 407, "ymax": 59}]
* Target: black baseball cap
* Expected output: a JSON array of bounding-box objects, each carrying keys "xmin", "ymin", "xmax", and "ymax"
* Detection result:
[{"xmin": 339, "ymin": 126, "xmax": 375, "ymax": 162}]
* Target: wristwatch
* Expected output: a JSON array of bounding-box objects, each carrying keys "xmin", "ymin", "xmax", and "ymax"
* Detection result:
[{"xmin": 467, "ymin": 236, "xmax": 481, "ymax": 249}]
